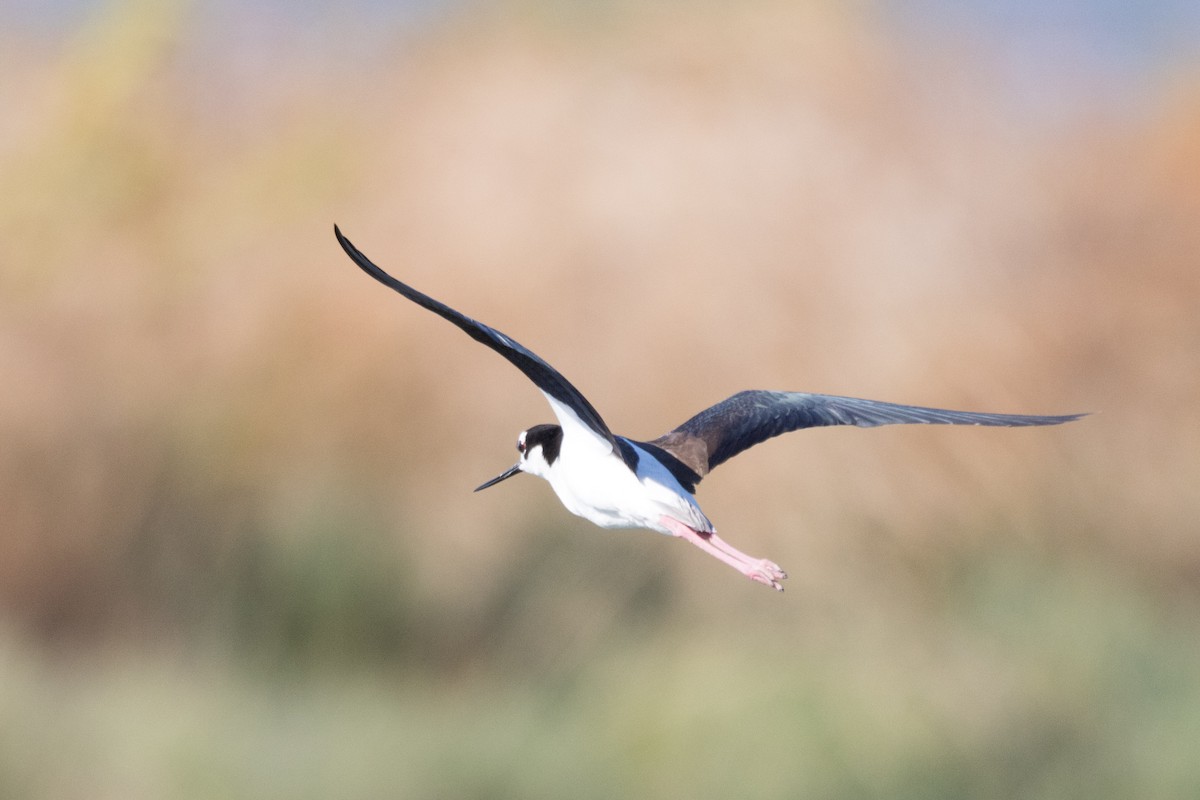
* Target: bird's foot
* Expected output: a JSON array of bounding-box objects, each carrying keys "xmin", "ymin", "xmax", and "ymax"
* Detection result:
[
  {"xmin": 747, "ymin": 559, "xmax": 788, "ymax": 592},
  {"xmin": 659, "ymin": 516, "xmax": 788, "ymax": 592}
]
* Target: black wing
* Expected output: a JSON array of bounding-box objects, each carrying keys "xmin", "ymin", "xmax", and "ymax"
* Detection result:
[
  {"xmin": 651, "ymin": 390, "xmax": 1086, "ymax": 482},
  {"xmin": 335, "ymin": 226, "xmax": 616, "ymax": 448}
]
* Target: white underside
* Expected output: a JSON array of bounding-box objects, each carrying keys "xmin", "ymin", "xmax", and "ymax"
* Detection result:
[
  {"xmin": 525, "ymin": 396, "xmax": 782, "ymax": 589},
  {"xmin": 544, "ymin": 437, "xmax": 713, "ymax": 534},
  {"xmin": 536, "ymin": 392, "xmax": 712, "ymax": 534}
]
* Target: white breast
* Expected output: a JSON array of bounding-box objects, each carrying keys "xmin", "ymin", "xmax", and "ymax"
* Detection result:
[{"xmin": 545, "ymin": 438, "xmax": 713, "ymax": 534}]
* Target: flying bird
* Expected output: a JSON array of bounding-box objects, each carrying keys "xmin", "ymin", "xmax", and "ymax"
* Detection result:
[{"xmin": 336, "ymin": 226, "xmax": 1084, "ymax": 591}]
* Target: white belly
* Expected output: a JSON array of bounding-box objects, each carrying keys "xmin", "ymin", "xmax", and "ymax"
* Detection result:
[{"xmin": 545, "ymin": 439, "xmax": 713, "ymax": 534}]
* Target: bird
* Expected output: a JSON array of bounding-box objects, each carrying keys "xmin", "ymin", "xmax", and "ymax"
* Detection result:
[{"xmin": 335, "ymin": 226, "xmax": 1085, "ymax": 591}]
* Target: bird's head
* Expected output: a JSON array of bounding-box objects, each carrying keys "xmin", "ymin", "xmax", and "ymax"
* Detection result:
[{"xmin": 474, "ymin": 423, "xmax": 563, "ymax": 491}]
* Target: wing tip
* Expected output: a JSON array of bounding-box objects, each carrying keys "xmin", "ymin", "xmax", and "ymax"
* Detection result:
[
  {"xmin": 333, "ymin": 223, "xmax": 358, "ymax": 259},
  {"xmin": 1049, "ymin": 411, "xmax": 1092, "ymax": 424},
  {"xmin": 967, "ymin": 411, "xmax": 1090, "ymax": 427},
  {"xmin": 333, "ymin": 224, "xmax": 398, "ymax": 288}
]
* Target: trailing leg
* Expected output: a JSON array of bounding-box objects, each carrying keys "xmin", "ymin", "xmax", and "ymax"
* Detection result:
[{"xmin": 659, "ymin": 516, "xmax": 787, "ymax": 591}]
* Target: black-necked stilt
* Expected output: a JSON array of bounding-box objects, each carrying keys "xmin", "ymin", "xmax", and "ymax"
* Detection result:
[{"xmin": 336, "ymin": 227, "xmax": 1084, "ymax": 591}]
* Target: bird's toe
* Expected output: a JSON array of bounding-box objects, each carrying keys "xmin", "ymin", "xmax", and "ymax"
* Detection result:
[{"xmin": 749, "ymin": 560, "xmax": 788, "ymax": 591}]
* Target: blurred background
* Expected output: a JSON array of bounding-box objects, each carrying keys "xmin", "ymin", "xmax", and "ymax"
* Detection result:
[{"xmin": 3, "ymin": 0, "xmax": 1199, "ymax": 797}]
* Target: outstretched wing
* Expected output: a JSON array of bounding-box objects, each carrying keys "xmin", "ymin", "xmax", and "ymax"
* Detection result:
[
  {"xmin": 650, "ymin": 390, "xmax": 1086, "ymax": 484},
  {"xmin": 336, "ymin": 226, "xmax": 617, "ymax": 452}
]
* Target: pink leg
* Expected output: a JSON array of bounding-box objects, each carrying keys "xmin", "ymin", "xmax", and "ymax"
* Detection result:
[{"xmin": 659, "ymin": 516, "xmax": 787, "ymax": 591}]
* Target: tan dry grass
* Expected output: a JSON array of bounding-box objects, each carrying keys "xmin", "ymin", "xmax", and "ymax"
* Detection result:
[{"xmin": 0, "ymin": 0, "xmax": 1196, "ymax": 637}]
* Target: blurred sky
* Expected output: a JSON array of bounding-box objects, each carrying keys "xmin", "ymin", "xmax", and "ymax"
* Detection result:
[
  {"xmin": 893, "ymin": 0, "xmax": 1200, "ymax": 118},
  {"xmin": 7, "ymin": 0, "xmax": 1200, "ymax": 95}
]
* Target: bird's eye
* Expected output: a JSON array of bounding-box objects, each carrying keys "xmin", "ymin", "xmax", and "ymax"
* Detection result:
[{"xmin": 517, "ymin": 440, "xmax": 526, "ymax": 453}]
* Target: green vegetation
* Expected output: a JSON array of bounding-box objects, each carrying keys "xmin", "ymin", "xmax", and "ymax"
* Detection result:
[{"xmin": 2, "ymin": 551, "xmax": 1198, "ymax": 799}]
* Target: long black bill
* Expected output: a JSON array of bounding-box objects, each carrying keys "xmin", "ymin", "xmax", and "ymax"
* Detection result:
[{"xmin": 474, "ymin": 463, "xmax": 522, "ymax": 492}]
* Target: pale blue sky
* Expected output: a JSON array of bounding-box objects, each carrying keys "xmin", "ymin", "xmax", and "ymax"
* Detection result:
[{"xmin": 7, "ymin": 0, "xmax": 1197, "ymax": 118}]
